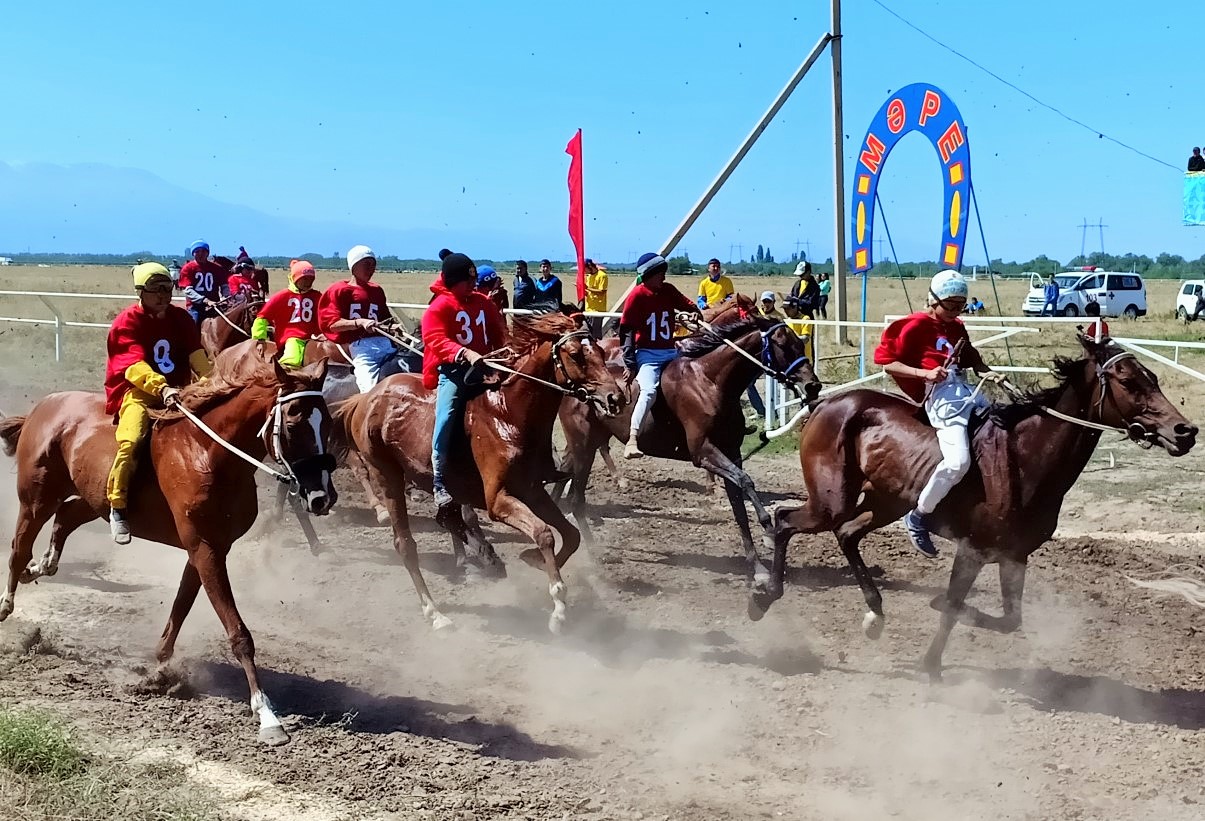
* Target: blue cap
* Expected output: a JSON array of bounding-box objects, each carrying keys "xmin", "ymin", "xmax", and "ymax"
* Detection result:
[
  {"xmin": 188, "ymin": 240, "xmax": 209, "ymax": 255},
  {"xmin": 476, "ymin": 264, "xmax": 498, "ymax": 285}
]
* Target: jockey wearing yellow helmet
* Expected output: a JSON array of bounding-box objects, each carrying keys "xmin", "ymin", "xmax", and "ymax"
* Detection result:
[{"xmin": 103, "ymin": 263, "xmax": 213, "ymax": 544}]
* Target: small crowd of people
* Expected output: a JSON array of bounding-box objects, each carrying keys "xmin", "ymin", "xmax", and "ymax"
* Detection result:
[{"xmin": 1190, "ymin": 147, "xmax": 1205, "ymax": 172}]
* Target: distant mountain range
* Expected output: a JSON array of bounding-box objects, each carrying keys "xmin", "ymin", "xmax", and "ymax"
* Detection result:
[{"xmin": 0, "ymin": 161, "xmax": 527, "ymax": 258}]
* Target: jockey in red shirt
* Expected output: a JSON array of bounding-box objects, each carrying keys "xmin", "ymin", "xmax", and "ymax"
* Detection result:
[
  {"xmin": 873, "ymin": 269, "xmax": 997, "ymax": 559},
  {"xmin": 178, "ymin": 240, "xmax": 229, "ymax": 325},
  {"xmin": 317, "ymin": 245, "xmax": 395, "ymax": 392},
  {"xmin": 421, "ymin": 252, "xmax": 508, "ymax": 512},
  {"xmin": 104, "ymin": 263, "xmax": 213, "ymax": 544},
  {"xmin": 252, "ymin": 260, "xmax": 322, "ymax": 368},
  {"xmin": 619, "ymin": 252, "xmax": 701, "ymax": 459}
]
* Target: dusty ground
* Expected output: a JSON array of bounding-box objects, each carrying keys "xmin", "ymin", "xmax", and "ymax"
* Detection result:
[{"xmin": 1, "ymin": 267, "xmax": 1203, "ymax": 820}]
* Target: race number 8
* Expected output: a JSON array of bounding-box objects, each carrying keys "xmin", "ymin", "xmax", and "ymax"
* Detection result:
[{"xmin": 153, "ymin": 339, "xmax": 175, "ymax": 374}]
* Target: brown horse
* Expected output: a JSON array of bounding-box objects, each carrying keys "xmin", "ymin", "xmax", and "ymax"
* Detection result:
[
  {"xmin": 555, "ymin": 305, "xmax": 821, "ymax": 613},
  {"xmin": 771, "ymin": 335, "xmax": 1198, "ymax": 678},
  {"xmin": 201, "ymin": 296, "xmax": 263, "ymax": 357},
  {"xmin": 332, "ymin": 313, "xmax": 625, "ymax": 633},
  {"xmin": 0, "ymin": 351, "xmax": 335, "ymax": 745}
]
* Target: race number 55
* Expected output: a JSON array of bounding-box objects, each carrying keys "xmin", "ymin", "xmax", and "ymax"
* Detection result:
[{"xmin": 348, "ymin": 303, "xmax": 379, "ymax": 321}]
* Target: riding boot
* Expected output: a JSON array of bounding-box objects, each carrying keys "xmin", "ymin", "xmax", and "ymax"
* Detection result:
[
  {"xmin": 432, "ymin": 475, "xmax": 454, "ymax": 512},
  {"xmin": 904, "ymin": 509, "xmax": 938, "ymax": 559},
  {"xmin": 109, "ymin": 508, "xmax": 131, "ymax": 545}
]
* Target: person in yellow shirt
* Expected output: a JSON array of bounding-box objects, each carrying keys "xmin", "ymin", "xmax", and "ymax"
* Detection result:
[
  {"xmin": 696, "ymin": 258, "xmax": 734, "ymax": 309},
  {"xmin": 783, "ymin": 297, "xmax": 815, "ymax": 361},
  {"xmin": 583, "ymin": 258, "xmax": 609, "ymax": 337}
]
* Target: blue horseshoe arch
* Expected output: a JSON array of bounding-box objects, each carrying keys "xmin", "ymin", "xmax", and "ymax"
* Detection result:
[{"xmin": 850, "ymin": 83, "xmax": 972, "ymax": 273}]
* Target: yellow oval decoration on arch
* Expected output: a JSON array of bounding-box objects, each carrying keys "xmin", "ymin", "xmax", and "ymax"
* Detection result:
[
  {"xmin": 856, "ymin": 201, "xmax": 866, "ymax": 244},
  {"xmin": 949, "ymin": 190, "xmax": 961, "ymax": 238}
]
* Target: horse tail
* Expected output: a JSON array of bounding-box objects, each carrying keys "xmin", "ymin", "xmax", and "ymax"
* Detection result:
[
  {"xmin": 0, "ymin": 416, "xmax": 26, "ymax": 457},
  {"xmin": 1125, "ymin": 566, "xmax": 1205, "ymax": 609}
]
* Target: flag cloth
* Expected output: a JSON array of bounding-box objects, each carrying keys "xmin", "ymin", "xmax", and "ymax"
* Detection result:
[
  {"xmin": 565, "ymin": 129, "xmax": 586, "ymax": 302},
  {"xmin": 1184, "ymin": 172, "xmax": 1205, "ymax": 225}
]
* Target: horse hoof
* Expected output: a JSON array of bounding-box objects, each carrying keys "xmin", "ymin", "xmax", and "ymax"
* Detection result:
[
  {"xmin": 18, "ymin": 568, "xmax": 37, "ymax": 585},
  {"xmin": 862, "ymin": 611, "xmax": 885, "ymax": 640},
  {"xmin": 0, "ymin": 601, "xmax": 12, "ymax": 622},
  {"xmin": 432, "ymin": 614, "xmax": 454, "ymax": 631},
  {"xmin": 548, "ymin": 613, "xmax": 566, "ymax": 635},
  {"xmin": 258, "ymin": 724, "xmax": 290, "ymax": 746},
  {"xmin": 374, "ymin": 506, "xmax": 391, "ymax": 525},
  {"xmin": 747, "ymin": 593, "xmax": 772, "ymax": 622},
  {"xmin": 617, "ymin": 479, "xmax": 629, "ymax": 492}
]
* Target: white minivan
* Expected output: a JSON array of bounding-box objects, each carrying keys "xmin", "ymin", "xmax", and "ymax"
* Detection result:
[
  {"xmin": 1022, "ymin": 267, "xmax": 1147, "ymax": 318},
  {"xmin": 1176, "ymin": 280, "xmax": 1204, "ymax": 321}
]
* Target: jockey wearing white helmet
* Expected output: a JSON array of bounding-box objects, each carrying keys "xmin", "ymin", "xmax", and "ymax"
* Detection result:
[{"xmin": 872, "ymin": 268, "xmax": 999, "ymax": 558}]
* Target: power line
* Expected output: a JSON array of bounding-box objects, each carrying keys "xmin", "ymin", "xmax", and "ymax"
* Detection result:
[{"xmin": 868, "ymin": 0, "xmax": 1181, "ymax": 173}]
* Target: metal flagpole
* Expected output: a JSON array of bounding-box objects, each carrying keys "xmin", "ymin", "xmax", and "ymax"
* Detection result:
[{"xmin": 830, "ymin": 0, "xmax": 849, "ymax": 345}]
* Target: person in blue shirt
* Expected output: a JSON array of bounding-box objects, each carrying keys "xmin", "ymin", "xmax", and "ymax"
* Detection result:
[
  {"xmin": 1040, "ymin": 275, "xmax": 1060, "ymax": 316},
  {"xmin": 532, "ymin": 258, "xmax": 565, "ymax": 311},
  {"xmin": 513, "ymin": 260, "xmax": 536, "ymax": 310}
]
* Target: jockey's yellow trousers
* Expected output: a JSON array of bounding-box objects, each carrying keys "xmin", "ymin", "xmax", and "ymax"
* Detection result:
[{"xmin": 105, "ymin": 389, "xmax": 157, "ymax": 509}]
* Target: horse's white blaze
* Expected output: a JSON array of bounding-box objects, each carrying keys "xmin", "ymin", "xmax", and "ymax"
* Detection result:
[{"xmin": 305, "ymin": 407, "xmax": 335, "ymax": 497}]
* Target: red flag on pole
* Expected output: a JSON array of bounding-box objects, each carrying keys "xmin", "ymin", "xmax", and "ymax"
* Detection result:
[{"xmin": 565, "ymin": 129, "xmax": 586, "ymax": 303}]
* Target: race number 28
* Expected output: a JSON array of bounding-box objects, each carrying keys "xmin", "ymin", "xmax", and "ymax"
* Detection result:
[{"xmin": 288, "ymin": 297, "xmax": 314, "ymax": 323}]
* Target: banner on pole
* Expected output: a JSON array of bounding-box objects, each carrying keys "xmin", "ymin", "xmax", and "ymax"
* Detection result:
[
  {"xmin": 850, "ymin": 83, "xmax": 971, "ymax": 273},
  {"xmin": 565, "ymin": 129, "xmax": 586, "ymax": 302},
  {"xmin": 1183, "ymin": 173, "xmax": 1205, "ymax": 226}
]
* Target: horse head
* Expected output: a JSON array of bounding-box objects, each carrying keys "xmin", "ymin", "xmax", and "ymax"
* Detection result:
[
  {"xmin": 754, "ymin": 315, "xmax": 822, "ymax": 402},
  {"xmin": 512, "ymin": 314, "xmax": 625, "ymax": 418},
  {"xmin": 267, "ymin": 357, "xmax": 339, "ymax": 514},
  {"xmin": 1078, "ymin": 335, "xmax": 1197, "ymax": 456}
]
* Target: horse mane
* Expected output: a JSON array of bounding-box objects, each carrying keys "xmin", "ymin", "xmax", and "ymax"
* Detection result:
[
  {"xmin": 508, "ymin": 313, "xmax": 580, "ymax": 355},
  {"xmin": 678, "ymin": 315, "xmax": 760, "ymax": 359},
  {"xmin": 150, "ymin": 355, "xmax": 279, "ymax": 422},
  {"xmin": 985, "ymin": 343, "xmax": 1125, "ymax": 429}
]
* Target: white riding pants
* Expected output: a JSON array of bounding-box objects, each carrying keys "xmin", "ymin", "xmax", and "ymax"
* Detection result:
[
  {"xmin": 348, "ymin": 336, "xmax": 395, "ymax": 393},
  {"xmin": 916, "ymin": 371, "xmax": 988, "ymax": 515},
  {"xmin": 630, "ymin": 347, "xmax": 679, "ymax": 437}
]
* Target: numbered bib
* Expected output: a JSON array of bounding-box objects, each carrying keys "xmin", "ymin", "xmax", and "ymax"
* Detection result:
[
  {"xmin": 645, "ymin": 310, "xmax": 671, "ymax": 341},
  {"xmin": 454, "ymin": 310, "xmax": 489, "ymax": 345},
  {"xmin": 288, "ymin": 296, "xmax": 314, "ymax": 324},
  {"xmin": 152, "ymin": 339, "xmax": 175, "ymax": 374},
  {"xmin": 348, "ymin": 302, "xmax": 380, "ymax": 321}
]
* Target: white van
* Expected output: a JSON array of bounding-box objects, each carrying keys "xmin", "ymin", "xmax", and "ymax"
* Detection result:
[
  {"xmin": 1176, "ymin": 279, "xmax": 1204, "ymax": 321},
  {"xmin": 1022, "ymin": 268, "xmax": 1147, "ymax": 318}
]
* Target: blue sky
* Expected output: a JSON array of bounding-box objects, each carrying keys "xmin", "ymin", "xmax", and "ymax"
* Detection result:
[{"xmin": 0, "ymin": 0, "xmax": 1198, "ymax": 265}]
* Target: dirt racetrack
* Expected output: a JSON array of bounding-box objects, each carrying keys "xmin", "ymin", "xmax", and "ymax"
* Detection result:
[{"xmin": 1, "ymin": 268, "xmax": 1204, "ymax": 820}]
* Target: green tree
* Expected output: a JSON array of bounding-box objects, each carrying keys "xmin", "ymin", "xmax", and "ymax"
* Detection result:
[{"xmin": 756, "ymin": 244, "xmax": 764, "ymax": 263}]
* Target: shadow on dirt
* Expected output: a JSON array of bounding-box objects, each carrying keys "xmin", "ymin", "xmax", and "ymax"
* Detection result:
[
  {"xmin": 966, "ymin": 666, "xmax": 1205, "ymax": 731},
  {"xmin": 192, "ymin": 661, "xmax": 586, "ymax": 760},
  {"xmin": 448, "ymin": 599, "xmax": 824, "ymax": 676}
]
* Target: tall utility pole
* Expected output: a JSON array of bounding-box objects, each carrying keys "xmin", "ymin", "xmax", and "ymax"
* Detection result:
[{"xmin": 830, "ymin": 0, "xmax": 848, "ymax": 344}]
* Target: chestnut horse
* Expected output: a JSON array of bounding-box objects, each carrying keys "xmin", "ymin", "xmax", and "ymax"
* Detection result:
[
  {"xmin": 771, "ymin": 335, "xmax": 1198, "ymax": 679},
  {"xmin": 201, "ymin": 296, "xmax": 262, "ymax": 357},
  {"xmin": 332, "ymin": 313, "xmax": 625, "ymax": 632},
  {"xmin": 555, "ymin": 307, "xmax": 821, "ymax": 613},
  {"xmin": 0, "ymin": 352, "xmax": 336, "ymax": 745}
]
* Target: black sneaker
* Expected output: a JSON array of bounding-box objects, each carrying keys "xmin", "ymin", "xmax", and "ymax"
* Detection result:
[
  {"xmin": 904, "ymin": 510, "xmax": 938, "ymax": 559},
  {"xmin": 110, "ymin": 508, "xmax": 131, "ymax": 545},
  {"xmin": 433, "ymin": 486, "xmax": 453, "ymax": 510}
]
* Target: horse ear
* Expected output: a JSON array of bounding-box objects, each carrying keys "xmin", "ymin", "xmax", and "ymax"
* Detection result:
[
  {"xmin": 1077, "ymin": 332, "xmax": 1105, "ymax": 358},
  {"xmin": 301, "ymin": 357, "xmax": 329, "ymax": 386},
  {"xmin": 272, "ymin": 357, "xmax": 290, "ymax": 385}
]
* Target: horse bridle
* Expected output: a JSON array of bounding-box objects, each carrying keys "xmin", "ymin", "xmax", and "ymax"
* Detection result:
[
  {"xmin": 255, "ymin": 390, "xmax": 337, "ymax": 489},
  {"xmin": 1001, "ymin": 350, "xmax": 1147, "ymax": 439},
  {"xmin": 484, "ymin": 330, "xmax": 606, "ymax": 407},
  {"xmin": 759, "ymin": 321, "xmax": 812, "ymax": 383}
]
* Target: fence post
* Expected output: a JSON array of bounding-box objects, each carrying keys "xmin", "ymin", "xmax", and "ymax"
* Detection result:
[{"xmin": 36, "ymin": 295, "xmax": 64, "ymax": 363}]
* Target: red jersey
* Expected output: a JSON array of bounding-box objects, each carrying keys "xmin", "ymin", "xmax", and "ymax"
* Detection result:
[
  {"xmin": 874, "ymin": 311, "xmax": 973, "ymax": 401},
  {"xmin": 317, "ymin": 279, "xmax": 392, "ymax": 344},
  {"xmin": 619, "ymin": 282, "xmax": 696, "ymax": 350},
  {"xmin": 226, "ymin": 271, "xmax": 258, "ymax": 298},
  {"xmin": 178, "ymin": 259, "xmax": 229, "ymax": 307},
  {"xmin": 1085, "ymin": 319, "xmax": 1109, "ymax": 340},
  {"xmin": 421, "ymin": 278, "xmax": 508, "ymax": 389},
  {"xmin": 104, "ymin": 303, "xmax": 202, "ymax": 414},
  {"xmin": 257, "ymin": 288, "xmax": 323, "ymax": 345}
]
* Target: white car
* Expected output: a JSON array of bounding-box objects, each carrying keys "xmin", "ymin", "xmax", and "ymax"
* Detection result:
[
  {"xmin": 1022, "ymin": 268, "xmax": 1147, "ymax": 318},
  {"xmin": 1176, "ymin": 279, "xmax": 1204, "ymax": 321}
]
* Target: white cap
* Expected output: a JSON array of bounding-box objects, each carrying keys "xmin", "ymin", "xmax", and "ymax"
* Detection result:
[
  {"xmin": 346, "ymin": 244, "xmax": 375, "ymax": 271},
  {"xmin": 760, "ymin": 290, "xmax": 776, "ymax": 302},
  {"xmin": 929, "ymin": 269, "xmax": 968, "ymax": 303}
]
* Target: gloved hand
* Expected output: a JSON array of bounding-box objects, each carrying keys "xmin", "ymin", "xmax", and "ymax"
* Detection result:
[
  {"xmin": 161, "ymin": 387, "xmax": 182, "ymax": 407},
  {"xmin": 459, "ymin": 348, "xmax": 485, "ymax": 367}
]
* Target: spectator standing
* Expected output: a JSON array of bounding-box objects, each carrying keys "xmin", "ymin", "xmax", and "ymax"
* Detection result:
[
  {"xmin": 513, "ymin": 260, "xmax": 536, "ymax": 310},
  {"xmin": 583, "ymin": 258, "xmax": 609, "ymax": 337},
  {"xmin": 1190, "ymin": 147, "xmax": 1205, "ymax": 172},
  {"xmin": 817, "ymin": 272, "xmax": 831, "ymax": 319},
  {"xmin": 790, "ymin": 262, "xmax": 821, "ymax": 319},
  {"xmin": 1040, "ymin": 274, "xmax": 1060, "ymax": 316},
  {"xmin": 696, "ymin": 258, "xmax": 735, "ymax": 310}
]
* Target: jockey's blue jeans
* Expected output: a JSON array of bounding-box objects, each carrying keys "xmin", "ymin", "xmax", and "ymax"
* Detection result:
[
  {"xmin": 432, "ymin": 364, "xmax": 471, "ymax": 493},
  {"xmin": 630, "ymin": 347, "xmax": 680, "ymax": 439}
]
